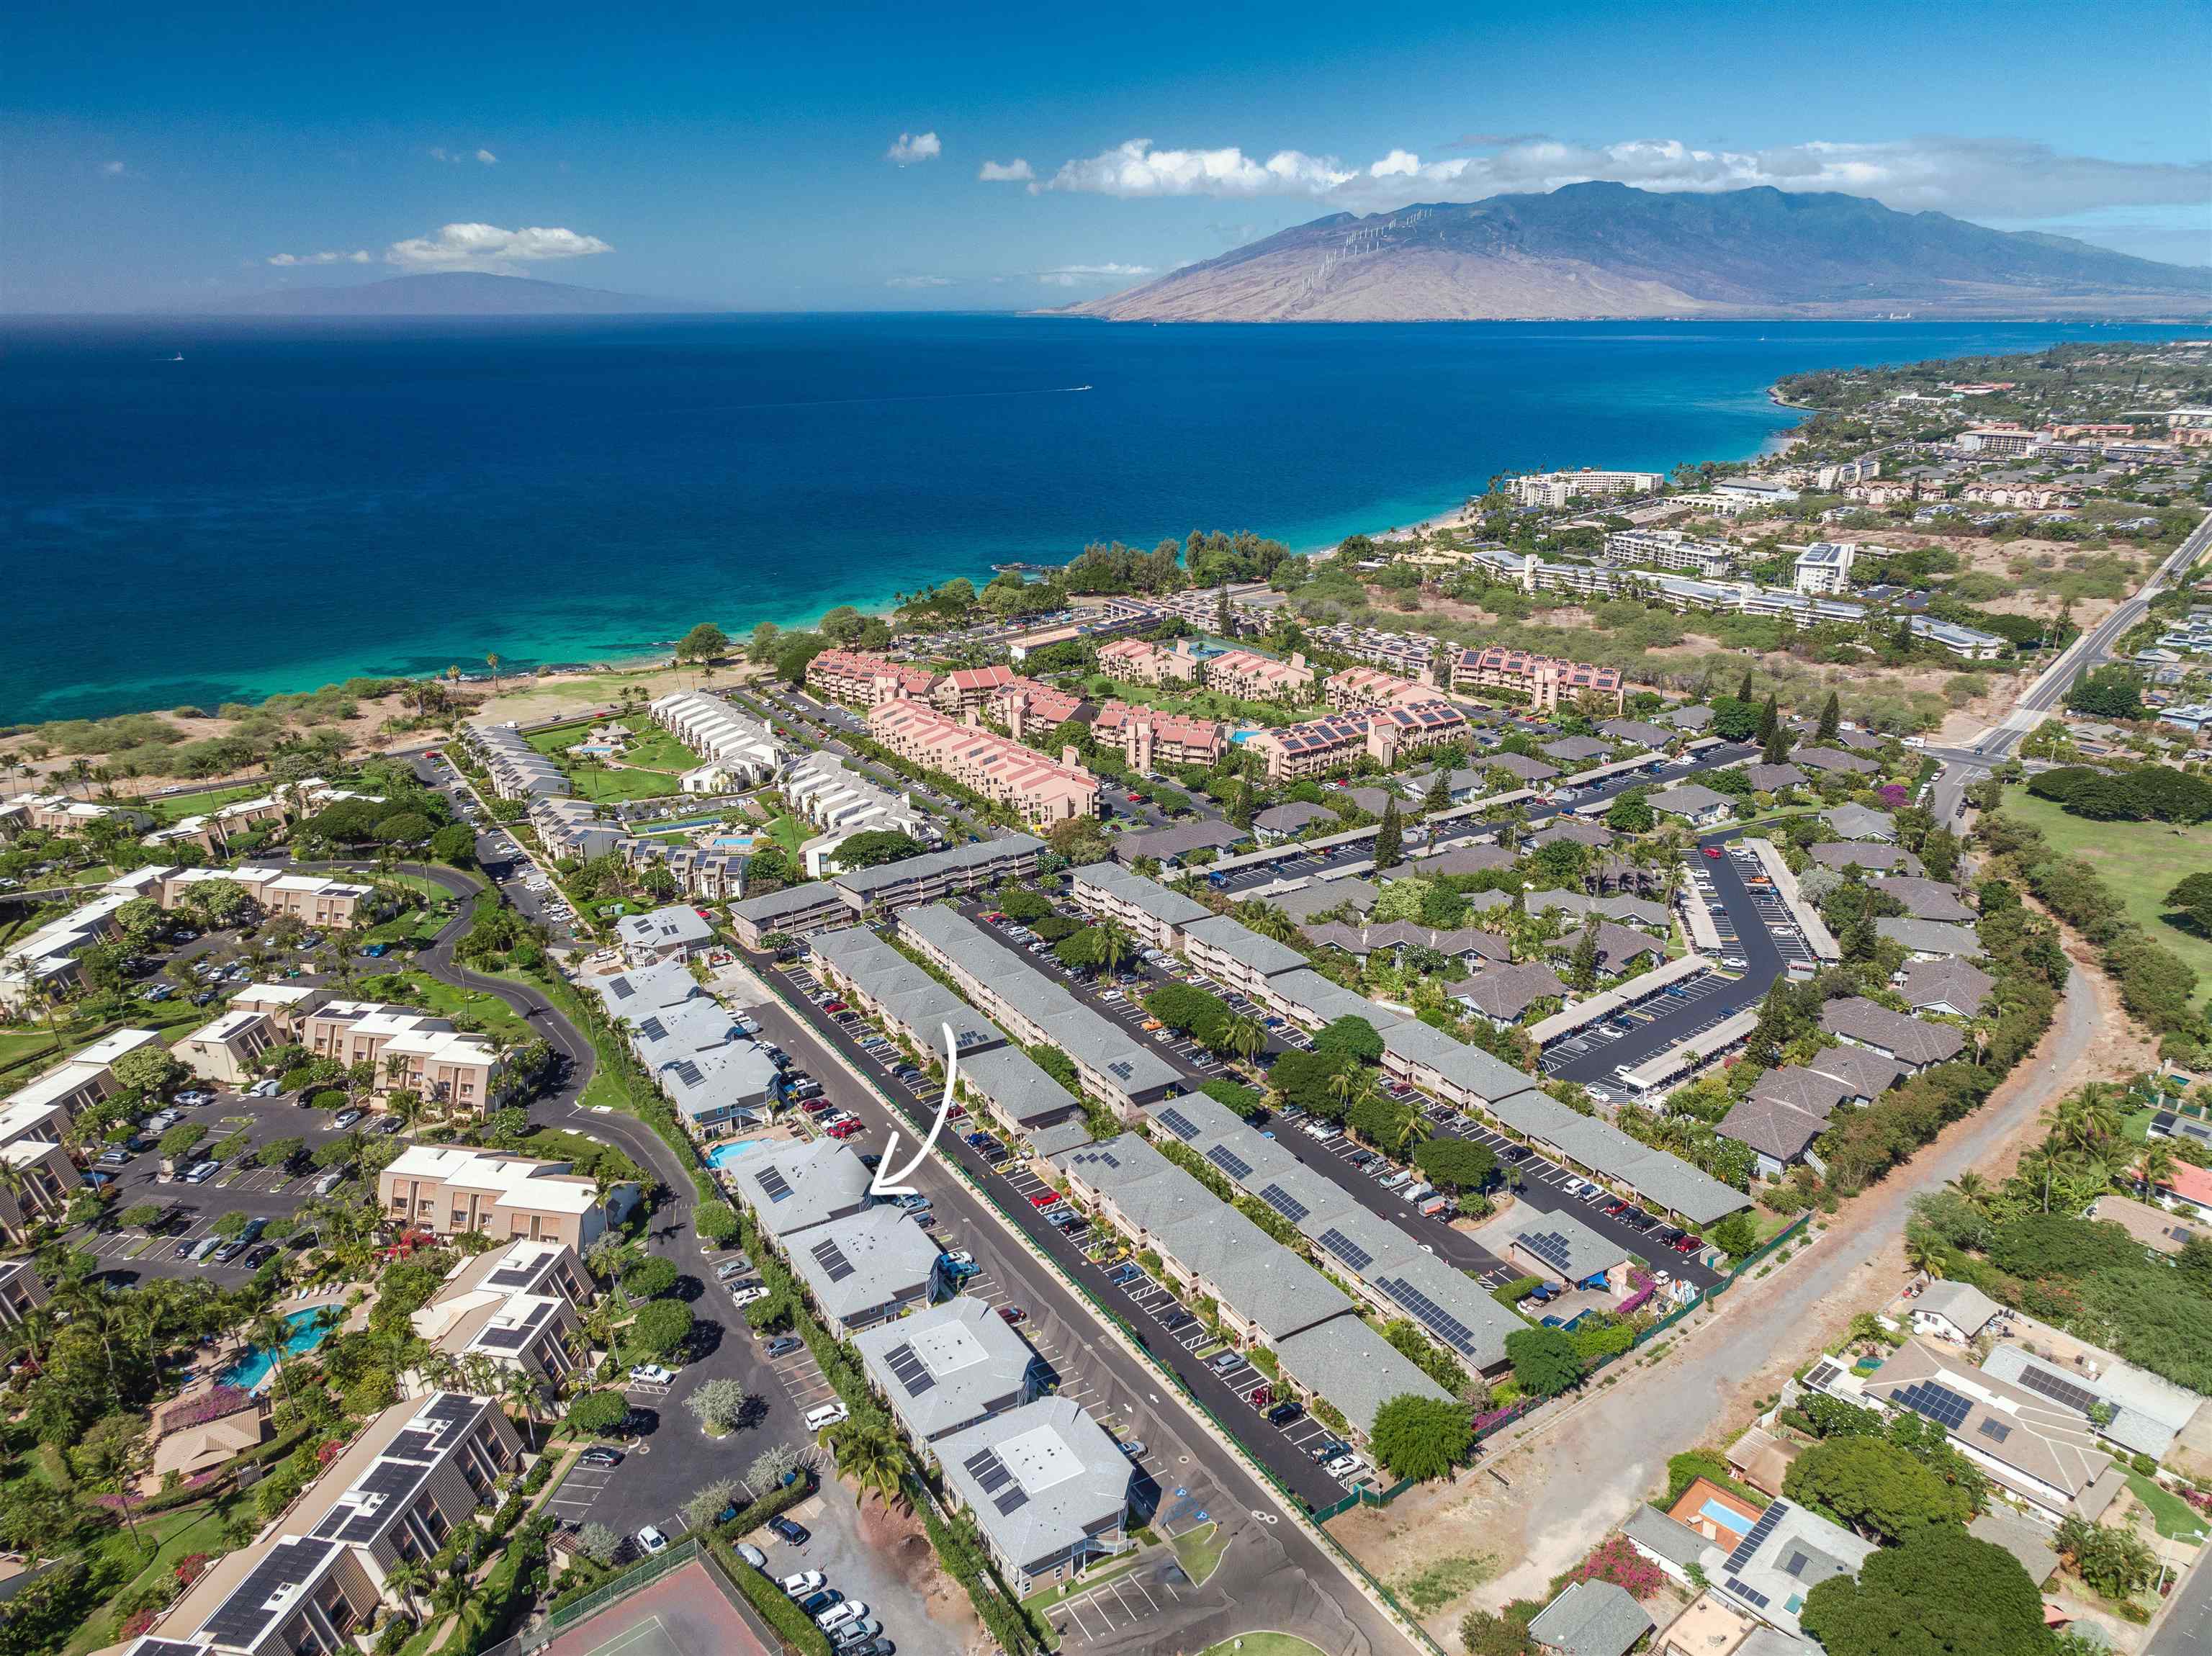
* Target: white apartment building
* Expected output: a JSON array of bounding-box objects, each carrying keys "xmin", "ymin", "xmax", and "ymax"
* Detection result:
[
  {"xmin": 1791, "ymin": 541, "xmax": 1856, "ymax": 595},
  {"xmin": 1512, "ymin": 469, "xmax": 1665, "ymax": 508},
  {"xmin": 649, "ymin": 690, "xmax": 787, "ymax": 791},
  {"xmin": 1603, "ymin": 529, "xmax": 1736, "ymax": 578}
]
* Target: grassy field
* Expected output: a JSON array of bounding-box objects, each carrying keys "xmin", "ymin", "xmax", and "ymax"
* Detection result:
[
  {"xmin": 64, "ymin": 1503, "xmax": 235, "ymax": 1656},
  {"xmin": 134, "ymin": 783, "xmax": 268, "ymax": 826},
  {"xmin": 763, "ymin": 814, "xmax": 809, "ymax": 856},
  {"xmin": 2001, "ymin": 786, "xmax": 2212, "ymax": 1009},
  {"xmin": 619, "ymin": 729, "xmax": 702, "ymax": 773},
  {"xmin": 361, "ymin": 970, "xmax": 531, "ymax": 1040},
  {"xmin": 2127, "ymin": 1472, "xmax": 2207, "ymax": 1544},
  {"xmin": 1170, "ymin": 1521, "xmax": 1226, "ymax": 1585},
  {"xmin": 1197, "ymin": 1637, "xmax": 1326, "ymax": 1656}
]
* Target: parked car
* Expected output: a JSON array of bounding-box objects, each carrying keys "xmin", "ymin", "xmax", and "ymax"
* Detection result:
[
  {"xmin": 634, "ymin": 1526, "xmax": 670, "ymax": 1556},
  {"xmin": 628, "ymin": 1363, "xmax": 675, "ymax": 1385},
  {"xmin": 997, "ymin": 1306, "xmax": 1026, "ymax": 1326},
  {"xmin": 804, "ymin": 1402, "xmax": 850, "ymax": 1431},
  {"xmin": 780, "ymin": 1570, "xmax": 827, "ymax": 1598},
  {"xmin": 715, "ymin": 1256, "xmax": 757, "ymax": 1280},
  {"xmin": 183, "ymin": 1160, "xmax": 222, "ymax": 1184},
  {"xmin": 798, "ymin": 1590, "xmax": 842, "ymax": 1618},
  {"xmin": 1267, "ymin": 1400, "xmax": 1305, "ymax": 1426},
  {"xmin": 765, "ymin": 1516, "xmax": 810, "ymax": 1546},
  {"xmin": 818, "ymin": 1602, "xmax": 868, "ymax": 1634},
  {"xmin": 765, "ymin": 1335, "xmax": 804, "ymax": 1358},
  {"xmin": 332, "ymin": 1109, "xmax": 364, "ymax": 1130}
]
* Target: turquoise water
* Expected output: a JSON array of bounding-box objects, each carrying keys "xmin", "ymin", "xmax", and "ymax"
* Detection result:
[
  {"xmin": 1700, "ymin": 1497, "xmax": 1752, "ymax": 1531},
  {"xmin": 706, "ymin": 1140, "xmax": 761, "ymax": 1169},
  {"xmin": 2, "ymin": 314, "xmax": 2188, "ymax": 723},
  {"xmin": 220, "ymin": 1307, "xmax": 339, "ymax": 1391}
]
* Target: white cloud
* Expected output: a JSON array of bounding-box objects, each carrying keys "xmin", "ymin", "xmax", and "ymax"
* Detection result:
[
  {"xmin": 101, "ymin": 160, "xmax": 127, "ymax": 176},
  {"xmin": 978, "ymin": 158, "xmax": 1034, "ymax": 182},
  {"xmin": 475, "ymin": 148, "xmax": 498, "ymax": 165},
  {"xmin": 1035, "ymin": 262, "xmax": 1154, "ymax": 287},
  {"xmin": 886, "ymin": 131, "xmax": 942, "ymax": 166},
  {"xmin": 267, "ymin": 249, "xmax": 373, "ymax": 266},
  {"xmin": 1037, "ymin": 133, "xmax": 2211, "ymax": 224},
  {"xmin": 887, "ymin": 274, "xmax": 953, "ymax": 289},
  {"xmin": 1040, "ymin": 139, "xmax": 1353, "ymax": 199},
  {"xmin": 383, "ymin": 223, "xmax": 613, "ymax": 269}
]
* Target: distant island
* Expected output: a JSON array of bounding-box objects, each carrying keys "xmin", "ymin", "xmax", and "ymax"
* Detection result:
[
  {"xmin": 212, "ymin": 271, "xmax": 706, "ymax": 317},
  {"xmin": 1055, "ymin": 181, "xmax": 2212, "ymax": 323}
]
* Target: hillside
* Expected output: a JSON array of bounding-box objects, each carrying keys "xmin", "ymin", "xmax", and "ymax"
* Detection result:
[
  {"xmin": 1056, "ymin": 183, "xmax": 2212, "ymax": 322},
  {"xmin": 215, "ymin": 271, "xmax": 698, "ymax": 316}
]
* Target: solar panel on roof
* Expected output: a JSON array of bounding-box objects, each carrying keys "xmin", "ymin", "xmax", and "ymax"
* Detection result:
[
  {"xmin": 1722, "ymin": 1500, "xmax": 1788, "ymax": 1575},
  {"xmin": 1317, "ymin": 1227, "xmax": 1372, "ymax": 1272},
  {"xmin": 637, "ymin": 1017, "xmax": 666, "ymax": 1040},
  {"xmin": 2012, "ymin": 1362, "xmax": 2102, "ymax": 1415},
  {"xmin": 1977, "ymin": 1417, "xmax": 2012, "ymax": 1444},
  {"xmin": 1157, "ymin": 1107, "xmax": 1201, "ymax": 1140},
  {"xmin": 670, "ymin": 1060, "xmax": 703, "ymax": 1088},
  {"xmin": 884, "ymin": 1343, "xmax": 936, "ymax": 1398},
  {"xmin": 1895, "ymin": 1380, "xmax": 1972, "ymax": 1431},
  {"xmin": 1258, "ymin": 1184, "xmax": 1309, "ymax": 1223},
  {"xmin": 810, "ymin": 1239, "xmax": 854, "ymax": 1283},
  {"xmin": 1727, "ymin": 1578, "xmax": 1770, "ymax": 1610},
  {"xmin": 994, "ymin": 1485, "xmax": 1030, "ymax": 1515},
  {"xmin": 755, "ymin": 1166, "xmax": 793, "ymax": 1204},
  {"xmin": 964, "ymin": 1448, "xmax": 1012, "ymax": 1493},
  {"xmin": 1516, "ymin": 1228, "xmax": 1577, "ymax": 1276},
  {"xmin": 1377, "ymin": 1276, "xmax": 1484, "ymax": 1357},
  {"xmin": 611, "ymin": 979, "xmax": 635, "ymax": 999},
  {"xmin": 1207, "ymin": 1146, "xmax": 1252, "ymax": 1181}
]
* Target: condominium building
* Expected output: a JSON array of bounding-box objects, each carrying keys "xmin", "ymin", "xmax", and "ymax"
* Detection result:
[
  {"xmin": 296, "ymin": 1001, "xmax": 504, "ymax": 1112},
  {"xmin": 173, "ymin": 1009, "xmax": 280, "ymax": 1086},
  {"xmin": 0, "ymin": 1140, "xmax": 75, "ymax": 1241},
  {"xmin": 853, "ymin": 1295, "xmax": 1045, "ymax": 1448},
  {"xmin": 725, "ymin": 834, "xmax": 1045, "ymax": 949},
  {"xmin": 868, "ymin": 698, "xmax": 1100, "ymax": 825},
  {"xmin": 1909, "ymin": 615, "xmax": 2008, "ymax": 660},
  {"xmin": 1241, "ymin": 698, "xmax": 1468, "ymax": 781},
  {"xmin": 1792, "ymin": 541, "xmax": 1856, "ymax": 595},
  {"xmin": 1449, "ymin": 648, "xmax": 1624, "ymax": 713},
  {"xmin": 1304, "ymin": 624, "xmax": 1438, "ymax": 681},
  {"xmin": 1066, "ymin": 862, "xmax": 1212, "ymax": 951},
  {"xmin": 1204, "ymin": 649, "xmax": 1316, "ymax": 703},
  {"xmin": 1085, "ymin": 702, "xmax": 1226, "ymax": 773},
  {"xmin": 1326, "ymin": 665, "xmax": 1444, "ymax": 713},
  {"xmin": 934, "ymin": 1398, "xmax": 1134, "ymax": 1596},
  {"xmin": 782, "ymin": 750, "xmax": 936, "ymax": 843},
  {"xmin": 1, "ymin": 1026, "xmax": 163, "ymax": 1135},
  {"xmin": 992, "ymin": 678, "xmax": 1089, "ymax": 735},
  {"xmin": 1605, "ymin": 528, "xmax": 1736, "ymax": 578},
  {"xmin": 410, "ymin": 1239, "xmax": 595, "ymax": 1383},
  {"xmin": 805, "ymin": 648, "xmax": 941, "ymax": 708},
  {"xmin": 1511, "ymin": 469, "xmax": 1665, "ymax": 508},
  {"xmin": 0, "ymin": 1259, "xmax": 48, "ymax": 1328},
  {"xmin": 1095, "ymin": 636, "xmax": 1203, "ymax": 686},
  {"xmin": 141, "ymin": 791, "xmax": 295, "ymax": 855},
  {"xmin": 649, "ymin": 690, "xmax": 787, "ymax": 791},
  {"xmin": 144, "ymin": 1392, "xmax": 523, "ymax": 1656},
  {"xmin": 1961, "ymin": 482, "xmax": 2078, "ymax": 510},
  {"xmin": 467, "ymin": 722, "xmax": 570, "ymax": 801},
  {"xmin": 378, "ymin": 1145, "xmax": 635, "ymax": 1248},
  {"xmin": 1955, "ymin": 426, "xmax": 2045, "ymax": 458},
  {"xmin": 932, "ymin": 664, "xmax": 1021, "ymax": 715}
]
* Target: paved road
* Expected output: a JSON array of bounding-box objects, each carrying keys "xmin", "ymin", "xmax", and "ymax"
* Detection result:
[
  {"xmin": 739, "ymin": 961, "xmax": 1414, "ymax": 1656},
  {"xmin": 1210, "ymin": 744, "xmax": 1757, "ymax": 896},
  {"xmin": 1447, "ymin": 948, "xmax": 2105, "ymax": 1614},
  {"xmin": 1928, "ymin": 508, "xmax": 2212, "ymax": 825},
  {"xmin": 2151, "ymin": 1544, "xmax": 2212, "ymax": 1656}
]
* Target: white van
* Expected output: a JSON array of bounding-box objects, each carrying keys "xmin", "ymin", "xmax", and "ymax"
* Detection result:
[{"xmin": 803, "ymin": 1401, "xmax": 850, "ymax": 1431}]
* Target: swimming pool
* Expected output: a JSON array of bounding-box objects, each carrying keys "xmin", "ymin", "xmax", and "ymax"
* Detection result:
[
  {"xmin": 220, "ymin": 1308, "xmax": 341, "ymax": 1392},
  {"xmin": 703, "ymin": 835, "xmax": 755, "ymax": 852},
  {"xmin": 1699, "ymin": 1498, "xmax": 1752, "ymax": 1534},
  {"xmin": 706, "ymin": 1140, "xmax": 762, "ymax": 1169}
]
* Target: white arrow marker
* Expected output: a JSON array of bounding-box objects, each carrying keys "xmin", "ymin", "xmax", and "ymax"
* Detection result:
[{"xmin": 867, "ymin": 1022, "xmax": 958, "ymax": 1199}]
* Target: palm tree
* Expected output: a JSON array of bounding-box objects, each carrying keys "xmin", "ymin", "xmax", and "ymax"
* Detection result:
[
  {"xmin": 384, "ymin": 1559, "xmax": 432, "ymax": 1621},
  {"xmin": 1946, "ymin": 1171, "xmax": 1992, "ymax": 1212},
  {"xmin": 1902, "ymin": 1235, "xmax": 1945, "ymax": 1279},
  {"xmin": 821, "ymin": 1418, "xmax": 907, "ymax": 1510},
  {"xmin": 1393, "ymin": 1106, "xmax": 1434, "ymax": 1158},
  {"xmin": 2138, "ymin": 1140, "xmax": 2179, "ymax": 1198},
  {"xmin": 1326, "ymin": 1066, "xmax": 1363, "ymax": 1118},
  {"xmin": 252, "ymin": 1309, "xmax": 300, "ymax": 1412},
  {"xmin": 1094, "ymin": 920, "xmax": 1133, "ymax": 978},
  {"xmin": 1224, "ymin": 1015, "xmax": 1264, "ymax": 1068},
  {"xmin": 500, "ymin": 1365, "xmax": 540, "ymax": 1448},
  {"xmin": 485, "ymin": 653, "xmax": 503, "ymax": 694},
  {"xmin": 2015, "ymin": 1146, "xmax": 2060, "ymax": 1214}
]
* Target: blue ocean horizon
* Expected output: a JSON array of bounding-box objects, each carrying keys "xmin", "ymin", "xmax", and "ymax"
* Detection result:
[{"xmin": 1, "ymin": 313, "xmax": 2183, "ymax": 724}]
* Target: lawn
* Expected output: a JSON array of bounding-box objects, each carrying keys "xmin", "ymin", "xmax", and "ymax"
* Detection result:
[
  {"xmin": 1197, "ymin": 1637, "xmax": 1327, "ymax": 1656},
  {"xmin": 619, "ymin": 729, "xmax": 703, "ymax": 773},
  {"xmin": 64, "ymin": 1503, "xmax": 236, "ymax": 1656},
  {"xmin": 361, "ymin": 970, "xmax": 531, "ymax": 1040},
  {"xmin": 1170, "ymin": 1521, "xmax": 1226, "ymax": 1585},
  {"xmin": 2127, "ymin": 1471, "xmax": 2207, "ymax": 1544},
  {"xmin": 562, "ymin": 763, "xmax": 684, "ymax": 804},
  {"xmin": 762, "ymin": 814, "xmax": 809, "ymax": 857},
  {"xmin": 133, "ymin": 783, "xmax": 268, "ymax": 826},
  {"xmin": 525, "ymin": 718, "xmax": 598, "ymax": 755},
  {"xmin": 2000, "ymin": 786, "xmax": 2212, "ymax": 1009}
]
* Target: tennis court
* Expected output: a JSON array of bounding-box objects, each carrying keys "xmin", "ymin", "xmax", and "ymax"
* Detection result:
[{"xmin": 532, "ymin": 1556, "xmax": 775, "ymax": 1656}]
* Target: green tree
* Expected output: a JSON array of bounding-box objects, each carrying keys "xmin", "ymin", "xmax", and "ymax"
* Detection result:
[
  {"xmin": 1605, "ymin": 796, "xmax": 1655, "ymax": 834},
  {"xmin": 835, "ymin": 829, "xmax": 925, "ymax": 869},
  {"xmin": 622, "ymin": 1256, "xmax": 679, "ymax": 1300},
  {"xmin": 1505, "ymin": 1326, "xmax": 1583, "ymax": 1398},
  {"xmin": 1414, "ymin": 1138, "xmax": 1497, "ymax": 1194},
  {"xmin": 1313, "ymin": 1015, "xmax": 1385, "ymax": 1066},
  {"xmin": 684, "ymin": 1379, "xmax": 756, "ymax": 1434},
  {"xmin": 1368, "ymin": 1394, "xmax": 1473, "ymax": 1482},
  {"xmin": 1568, "ymin": 914, "xmax": 1601, "ymax": 992},
  {"xmin": 429, "ymin": 822, "xmax": 476, "ymax": 865},
  {"xmin": 676, "ymin": 622, "xmax": 730, "ymax": 662},
  {"xmin": 1708, "ymin": 1212, "xmax": 1760, "ymax": 1260},
  {"xmin": 1783, "ymin": 1436, "xmax": 1973, "ymax": 1542},
  {"xmin": 1817, "ymin": 691, "xmax": 1842, "ymax": 743},
  {"xmin": 1800, "ymin": 1525, "xmax": 2049, "ymax": 1656},
  {"xmin": 626, "ymin": 1299, "xmax": 694, "ymax": 1361},
  {"xmin": 2168, "ymin": 871, "xmax": 2212, "ymax": 937},
  {"xmin": 1374, "ymin": 798, "xmax": 1404, "ymax": 870},
  {"xmin": 2055, "ymin": 1514, "xmax": 2156, "ymax": 1600},
  {"xmin": 565, "ymin": 1391, "xmax": 631, "ymax": 1437},
  {"xmin": 157, "ymin": 1122, "xmax": 207, "ymax": 1162}
]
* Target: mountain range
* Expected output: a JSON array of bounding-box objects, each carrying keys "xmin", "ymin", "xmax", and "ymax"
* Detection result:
[
  {"xmin": 215, "ymin": 271, "xmax": 696, "ymax": 315},
  {"xmin": 1056, "ymin": 183, "xmax": 2212, "ymax": 323}
]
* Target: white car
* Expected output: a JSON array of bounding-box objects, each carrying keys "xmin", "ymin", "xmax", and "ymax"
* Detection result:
[
  {"xmin": 635, "ymin": 1526, "xmax": 670, "ymax": 1555},
  {"xmin": 779, "ymin": 1570, "xmax": 826, "ymax": 1598},
  {"xmin": 817, "ymin": 1601, "xmax": 868, "ymax": 1633},
  {"xmin": 627, "ymin": 1363, "xmax": 675, "ymax": 1386},
  {"xmin": 804, "ymin": 1401, "xmax": 850, "ymax": 1431},
  {"xmin": 730, "ymin": 1284, "xmax": 771, "ymax": 1308}
]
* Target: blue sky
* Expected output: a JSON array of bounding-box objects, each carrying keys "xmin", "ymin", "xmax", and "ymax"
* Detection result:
[{"xmin": 7, "ymin": 0, "xmax": 2208, "ymax": 311}]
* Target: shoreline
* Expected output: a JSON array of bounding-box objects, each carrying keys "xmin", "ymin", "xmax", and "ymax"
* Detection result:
[{"xmin": 0, "ymin": 333, "xmax": 2059, "ymax": 734}]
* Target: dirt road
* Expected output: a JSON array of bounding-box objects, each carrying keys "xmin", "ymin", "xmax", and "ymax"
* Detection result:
[{"xmin": 1340, "ymin": 950, "xmax": 2113, "ymax": 1639}]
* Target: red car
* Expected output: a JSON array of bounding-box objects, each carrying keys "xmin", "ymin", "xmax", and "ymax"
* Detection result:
[
  {"xmin": 822, "ymin": 1001, "xmax": 847, "ymax": 1013},
  {"xmin": 998, "ymin": 1306, "xmax": 1027, "ymax": 1325},
  {"xmin": 1672, "ymin": 1234, "xmax": 1702, "ymax": 1254},
  {"xmin": 1028, "ymin": 1191, "xmax": 1061, "ymax": 1208},
  {"xmin": 1603, "ymin": 1200, "xmax": 1629, "ymax": 1217},
  {"xmin": 1248, "ymin": 1385, "xmax": 1272, "ymax": 1408},
  {"xmin": 1701, "ymin": 846, "xmax": 1725, "ymax": 859},
  {"xmin": 825, "ymin": 1120, "xmax": 864, "ymax": 1140}
]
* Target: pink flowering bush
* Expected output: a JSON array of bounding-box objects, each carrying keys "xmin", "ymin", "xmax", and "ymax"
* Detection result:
[
  {"xmin": 1568, "ymin": 1536, "xmax": 1666, "ymax": 1598},
  {"xmin": 159, "ymin": 1385, "xmax": 256, "ymax": 1431},
  {"xmin": 1876, "ymin": 783, "xmax": 1910, "ymax": 809}
]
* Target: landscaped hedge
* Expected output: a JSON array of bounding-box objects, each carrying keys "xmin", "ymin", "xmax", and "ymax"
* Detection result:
[
  {"xmin": 702, "ymin": 1534, "xmax": 833, "ymax": 1656},
  {"xmin": 711, "ymin": 1472, "xmax": 817, "ymax": 1544}
]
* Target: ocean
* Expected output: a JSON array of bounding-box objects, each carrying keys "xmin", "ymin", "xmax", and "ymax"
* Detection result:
[{"xmin": 0, "ymin": 313, "xmax": 2183, "ymax": 724}]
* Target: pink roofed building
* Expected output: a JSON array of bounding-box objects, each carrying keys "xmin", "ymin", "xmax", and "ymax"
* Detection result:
[
  {"xmin": 1449, "ymin": 647, "xmax": 1623, "ymax": 714},
  {"xmin": 868, "ymin": 698, "xmax": 1101, "ymax": 826},
  {"xmin": 806, "ymin": 649, "xmax": 942, "ymax": 708},
  {"xmin": 1097, "ymin": 636, "xmax": 1203, "ymax": 686},
  {"xmin": 1089, "ymin": 701, "xmax": 1226, "ymax": 772}
]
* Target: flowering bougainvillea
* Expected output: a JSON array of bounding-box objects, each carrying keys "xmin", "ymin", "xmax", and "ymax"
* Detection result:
[{"xmin": 1568, "ymin": 1536, "xmax": 1666, "ymax": 1598}]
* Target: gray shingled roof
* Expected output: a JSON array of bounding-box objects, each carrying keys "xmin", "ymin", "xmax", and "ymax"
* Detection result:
[
  {"xmin": 1897, "ymin": 958, "xmax": 1995, "ymax": 1017},
  {"xmin": 1069, "ymin": 862, "xmax": 1211, "ymax": 928},
  {"xmin": 1876, "ymin": 917, "xmax": 1984, "ymax": 958},
  {"xmin": 1874, "ymin": 877, "xmax": 1975, "ymax": 922},
  {"xmin": 1719, "ymin": 1095, "xmax": 1827, "ymax": 1163},
  {"xmin": 1527, "ymin": 1580, "xmax": 1653, "ymax": 1656},
  {"xmin": 1820, "ymin": 997, "xmax": 1965, "ymax": 1067},
  {"xmin": 1182, "ymin": 914, "xmax": 1308, "ymax": 977},
  {"xmin": 1274, "ymin": 1316, "xmax": 1452, "ymax": 1439}
]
